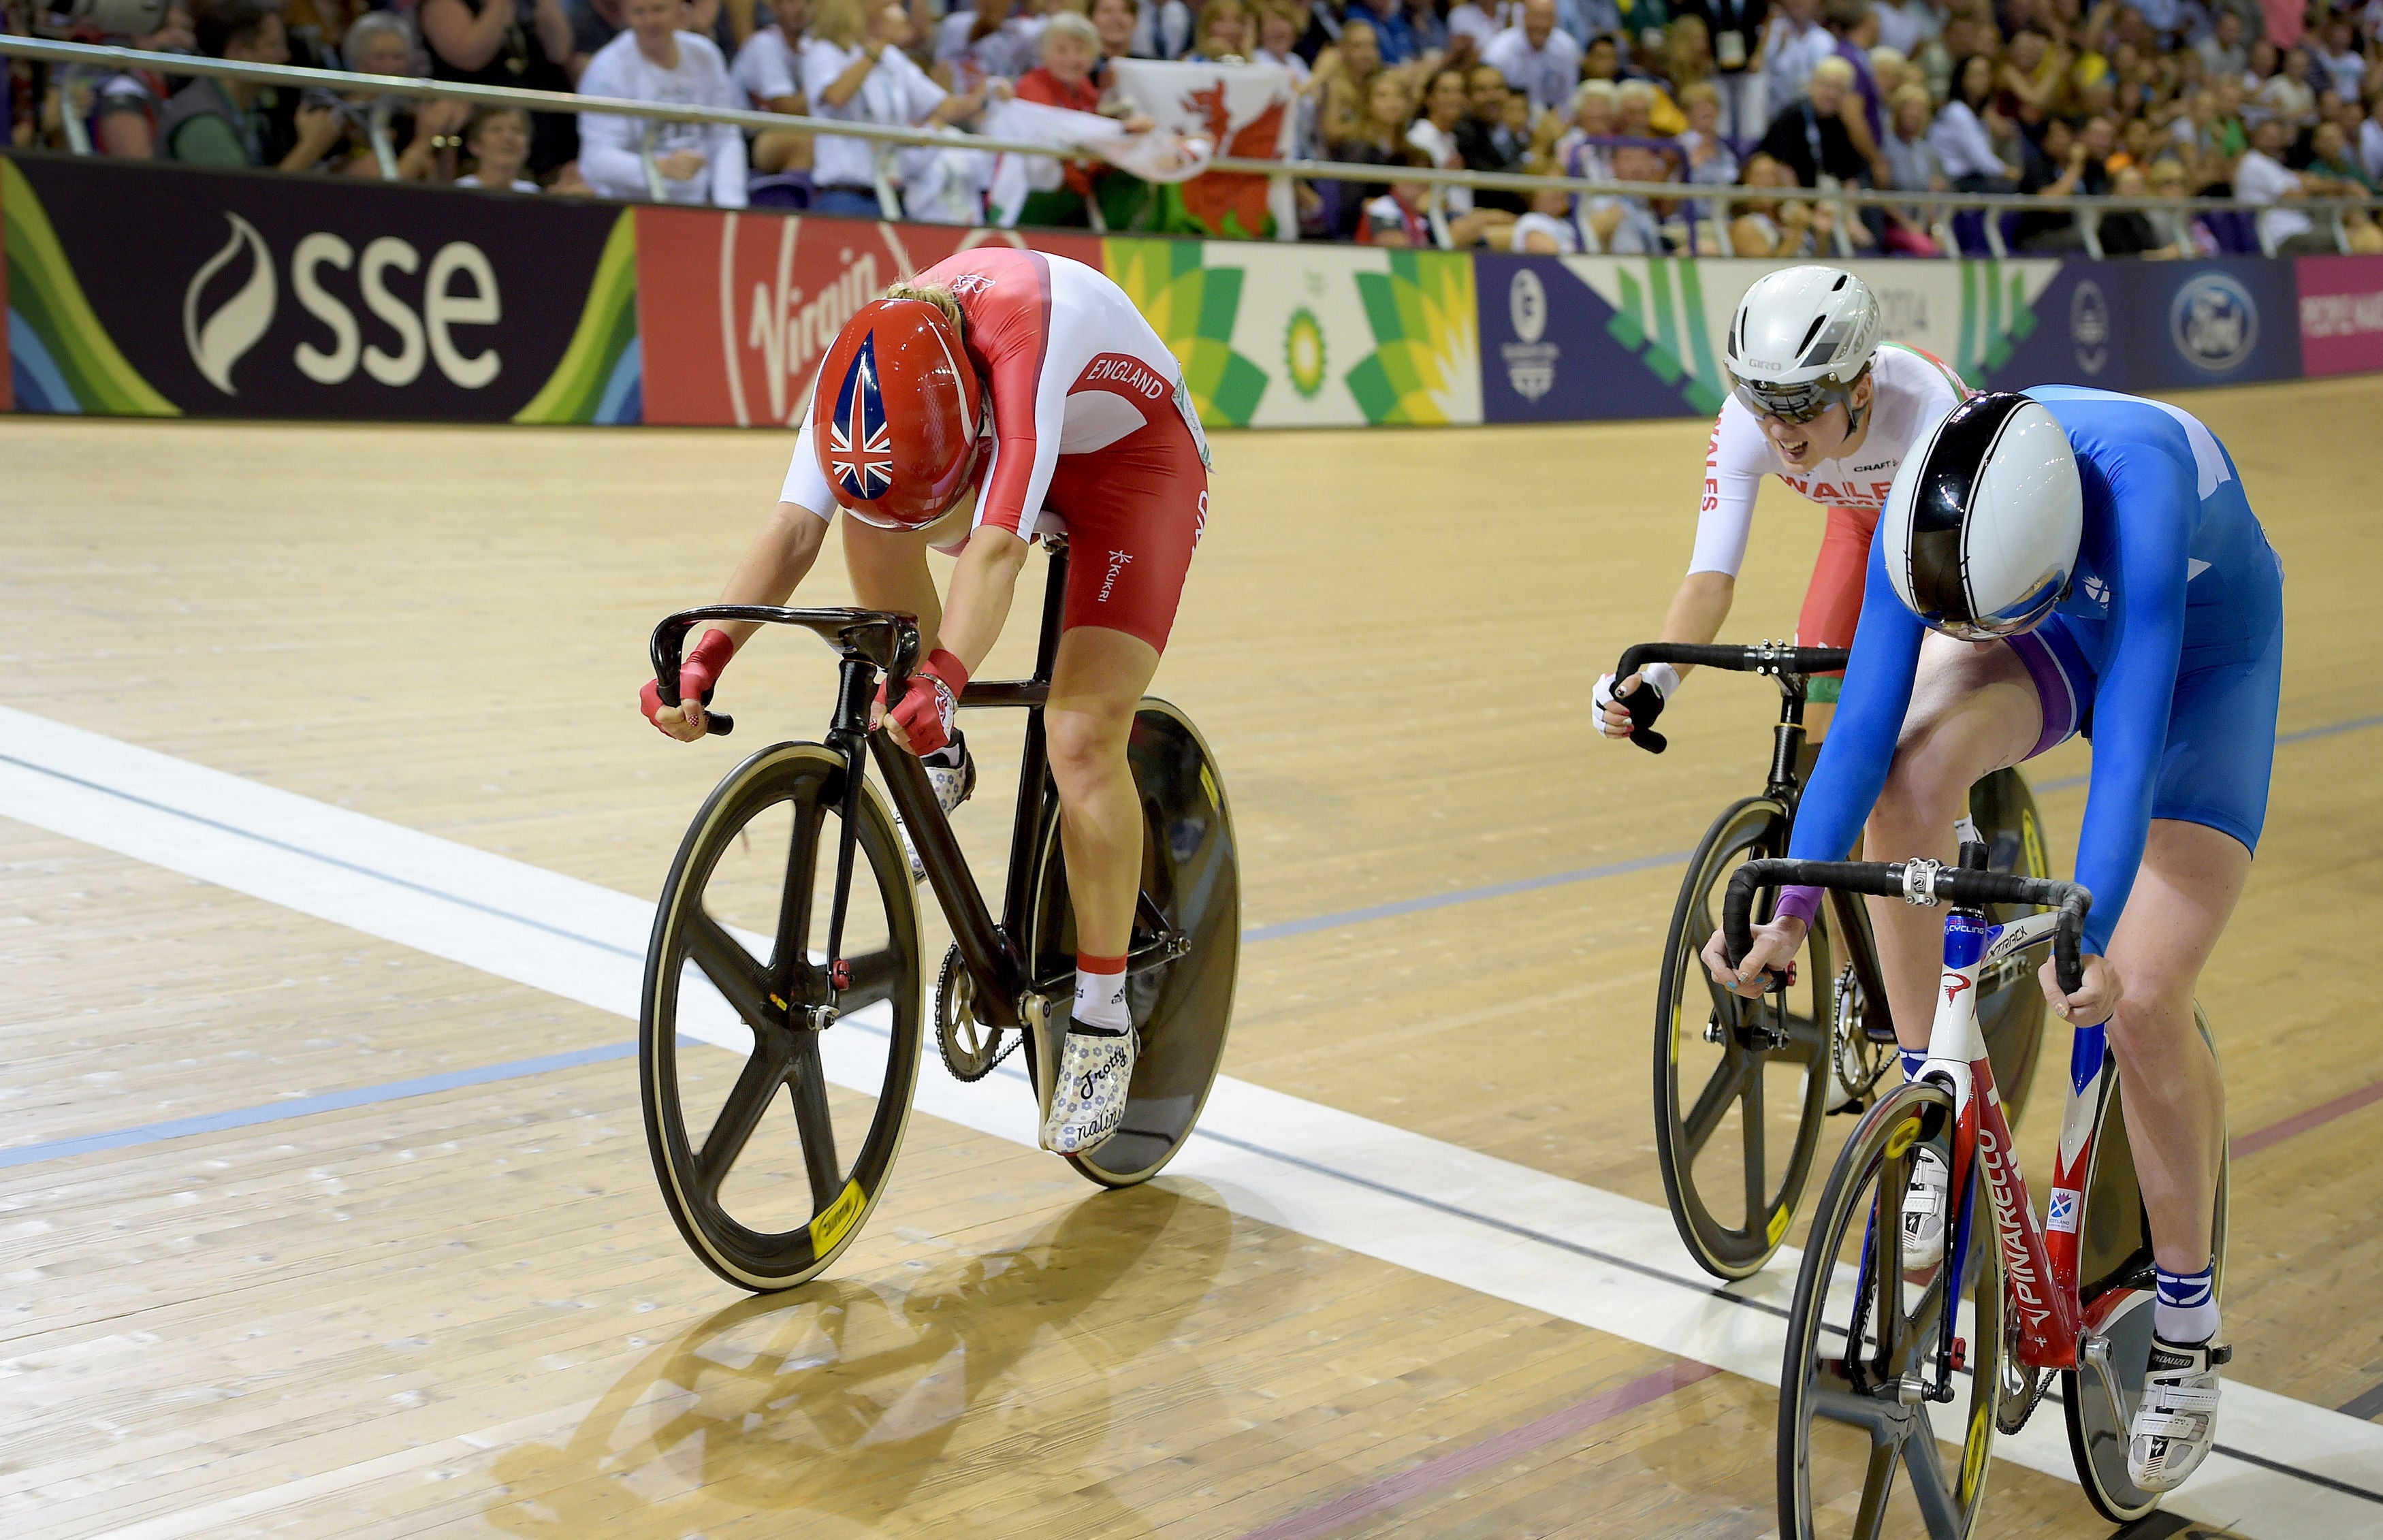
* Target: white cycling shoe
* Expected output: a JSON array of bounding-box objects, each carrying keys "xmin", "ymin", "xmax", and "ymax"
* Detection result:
[
  {"xmin": 1040, "ymin": 1024, "xmax": 1136, "ymax": 1155},
  {"xmin": 2128, "ymin": 1336, "xmax": 2228, "ymax": 1492},
  {"xmin": 895, "ymin": 733, "xmax": 975, "ymax": 884},
  {"xmin": 1900, "ymin": 1145, "xmax": 1949, "ymax": 1269}
]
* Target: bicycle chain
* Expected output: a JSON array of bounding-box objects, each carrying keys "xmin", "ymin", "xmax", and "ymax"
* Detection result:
[{"xmin": 935, "ymin": 944, "xmax": 1019, "ymax": 1082}]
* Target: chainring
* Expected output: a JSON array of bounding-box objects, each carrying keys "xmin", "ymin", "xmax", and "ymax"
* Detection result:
[
  {"xmin": 1827, "ymin": 965, "xmax": 1893, "ymax": 1114},
  {"xmin": 935, "ymin": 943, "xmax": 1015, "ymax": 1082}
]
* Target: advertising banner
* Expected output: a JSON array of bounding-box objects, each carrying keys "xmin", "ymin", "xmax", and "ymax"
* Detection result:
[
  {"xmin": 634, "ymin": 208, "xmax": 1099, "ymax": 428},
  {"xmin": 1, "ymin": 152, "xmax": 638, "ymax": 423},
  {"xmin": 2294, "ymin": 254, "xmax": 2383, "ymax": 378},
  {"xmin": 1475, "ymin": 253, "xmax": 1705, "ymax": 421},
  {"xmin": 2017, "ymin": 257, "xmax": 2302, "ymax": 392},
  {"xmin": 1105, "ymin": 238, "xmax": 1479, "ymax": 428}
]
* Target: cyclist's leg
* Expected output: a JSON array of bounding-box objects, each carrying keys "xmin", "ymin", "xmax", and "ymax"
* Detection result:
[
  {"xmin": 1046, "ymin": 626, "xmax": 1162, "ymax": 959},
  {"xmin": 1795, "ymin": 504, "xmax": 1879, "ymax": 742},
  {"xmin": 1858, "ymin": 634, "xmax": 2044, "ymax": 1055},
  {"xmin": 841, "ymin": 519, "xmax": 946, "ymax": 650}
]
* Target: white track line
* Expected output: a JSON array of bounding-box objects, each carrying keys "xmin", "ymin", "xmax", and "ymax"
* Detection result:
[{"xmin": 3, "ymin": 704, "xmax": 2377, "ymax": 1539}]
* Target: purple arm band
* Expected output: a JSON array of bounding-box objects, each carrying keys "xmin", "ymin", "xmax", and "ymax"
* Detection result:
[{"xmin": 1774, "ymin": 885, "xmax": 1825, "ymax": 929}]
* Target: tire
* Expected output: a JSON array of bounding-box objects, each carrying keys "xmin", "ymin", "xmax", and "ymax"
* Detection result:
[
  {"xmin": 1654, "ymin": 797, "xmax": 1834, "ymax": 1279},
  {"xmin": 1967, "ymin": 767, "xmax": 2051, "ymax": 1121},
  {"xmin": 1025, "ymin": 699, "xmax": 1239, "ymax": 1188},
  {"xmin": 1779, "ymin": 1079, "xmax": 2004, "ymax": 1540},
  {"xmin": 2062, "ymin": 1004, "xmax": 2228, "ymax": 1523},
  {"xmin": 641, "ymin": 741, "xmax": 924, "ymax": 1291}
]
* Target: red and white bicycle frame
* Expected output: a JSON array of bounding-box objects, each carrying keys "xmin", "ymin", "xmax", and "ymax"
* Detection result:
[{"xmin": 1917, "ymin": 905, "xmax": 2128, "ymax": 1372}]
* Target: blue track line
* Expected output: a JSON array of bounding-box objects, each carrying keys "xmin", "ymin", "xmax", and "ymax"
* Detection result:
[{"xmin": 5, "ymin": 708, "xmax": 2380, "ymax": 1174}]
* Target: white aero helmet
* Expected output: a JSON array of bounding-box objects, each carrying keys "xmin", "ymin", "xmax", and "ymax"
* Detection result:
[
  {"xmin": 1725, "ymin": 266, "xmax": 1883, "ymax": 423},
  {"xmin": 1880, "ymin": 392, "xmax": 2084, "ymax": 640}
]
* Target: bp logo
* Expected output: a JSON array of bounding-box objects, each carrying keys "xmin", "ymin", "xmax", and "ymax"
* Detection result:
[
  {"xmin": 1283, "ymin": 306, "xmax": 1326, "ymax": 399},
  {"xmin": 2169, "ymin": 272, "xmax": 2258, "ymax": 374}
]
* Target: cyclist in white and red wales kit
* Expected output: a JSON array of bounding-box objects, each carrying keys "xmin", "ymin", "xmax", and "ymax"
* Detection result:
[
  {"xmin": 1593, "ymin": 266, "xmax": 1971, "ymax": 743},
  {"xmin": 639, "ymin": 246, "xmax": 1211, "ymax": 1157}
]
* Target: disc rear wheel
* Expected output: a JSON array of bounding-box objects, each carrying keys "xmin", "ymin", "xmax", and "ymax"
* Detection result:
[{"xmin": 641, "ymin": 742, "xmax": 924, "ymax": 1291}]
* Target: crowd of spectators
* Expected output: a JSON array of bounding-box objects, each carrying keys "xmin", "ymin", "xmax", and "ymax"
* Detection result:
[{"xmin": 7, "ymin": 0, "xmax": 2382, "ymax": 250}]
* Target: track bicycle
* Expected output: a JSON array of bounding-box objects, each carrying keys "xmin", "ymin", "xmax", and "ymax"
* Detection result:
[
  {"xmin": 1610, "ymin": 641, "xmax": 2051, "ymax": 1281},
  {"xmin": 638, "ymin": 535, "xmax": 1241, "ymax": 1292},
  {"xmin": 1725, "ymin": 848, "xmax": 2227, "ymax": 1536}
]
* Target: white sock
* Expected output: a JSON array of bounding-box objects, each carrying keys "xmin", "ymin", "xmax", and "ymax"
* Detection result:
[
  {"xmin": 2155, "ymin": 1262, "xmax": 2220, "ymax": 1346},
  {"xmin": 1072, "ymin": 957, "xmax": 1129, "ymax": 1036}
]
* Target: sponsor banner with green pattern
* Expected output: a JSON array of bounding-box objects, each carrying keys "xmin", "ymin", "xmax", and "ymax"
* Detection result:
[
  {"xmin": 1104, "ymin": 238, "xmax": 1480, "ymax": 428},
  {"xmin": 1563, "ymin": 257, "xmax": 2063, "ymax": 404}
]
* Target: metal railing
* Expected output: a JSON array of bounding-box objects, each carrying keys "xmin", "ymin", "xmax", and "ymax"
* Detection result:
[{"xmin": 8, "ymin": 34, "xmax": 2379, "ymax": 255}]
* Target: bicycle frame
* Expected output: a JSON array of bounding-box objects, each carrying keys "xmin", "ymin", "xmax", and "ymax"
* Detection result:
[{"xmin": 1920, "ymin": 907, "xmax": 2112, "ymax": 1373}]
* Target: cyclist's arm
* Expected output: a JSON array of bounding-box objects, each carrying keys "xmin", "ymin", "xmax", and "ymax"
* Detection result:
[
  {"xmin": 934, "ymin": 525, "xmax": 1030, "ymax": 675},
  {"xmin": 1654, "ymin": 404, "xmax": 1772, "ymax": 681},
  {"xmin": 2069, "ymin": 450, "xmax": 2193, "ymax": 955},
  {"xmin": 703, "ymin": 500, "xmax": 834, "ymax": 655},
  {"xmin": 1783, "ymin": 537, "xmax": 1928, "ymax": 869}
]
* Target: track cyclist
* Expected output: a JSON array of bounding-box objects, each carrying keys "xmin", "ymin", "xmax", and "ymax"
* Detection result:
[
  {"xmin": 637, "ymin": 247, "xmax": 1213, "ymax": 1158},
  {"xmin": 1710, "ymin": 387, "xmax": 2284, "ymax": 1496},
  {"xmin": 1595, "ymin": 266, "xmax": 1970, "ymax": 743}
]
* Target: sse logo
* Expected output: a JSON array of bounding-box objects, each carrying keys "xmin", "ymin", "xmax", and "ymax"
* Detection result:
[{"xmin": 183, "ymin": 213, "xmax": 505, "ymax": 396}]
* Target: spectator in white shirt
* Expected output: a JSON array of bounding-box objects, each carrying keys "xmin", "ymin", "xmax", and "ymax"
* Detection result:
[
  {"xmin": 1406, "ymin": 65, "xmax": 1483, "ymax": 215},
  {"xmin": 1929, "ymin": 51, "xmax": 2016, "ymax": 187},
  {"xmin": 2363, "ymin": 89, "xmax": 2383, "ymax": 182},
  {"xmin": 2233, "ymin": 115, "xmax": 2339, "ymax": 253},
  {"xmin": 455, "ymin": 105, "xmax": 542, "ymax": 190},
  {"xmin": 1760, "ymin": 0, "xmax": 1834, "ymax": 110},
  {"xmin": 734, "ymin": 0, "xmax": 814, "ymax": 172},
  {"xmin": 805, "ymin": 0, "xmax": 982, "ymax": 216},
  {"xmin": 577, "ymin": 0, "xmax": 748, "ymax": 206},
  {"xmin": 1484, "ymin": 0, "xmax": 1584, "ymax": 115},
  {"xmin": 1582, "ymin": 141, "xmax": 1671, "ymax": 251},
  {"xmin": 2312, "ymin": 20, "xmax": 2366, "ymax": 101},
  {"xmin": 2194, "ymin": 9, "xmax": 2247, "ymax": 78},
  {"xmin": 1869, "ymin": 0, "xmax": 1938, "ymax": 59}
]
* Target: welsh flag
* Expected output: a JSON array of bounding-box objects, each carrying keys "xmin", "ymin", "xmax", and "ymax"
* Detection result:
[{"xmin": 1106, "ymin": 60, "xmax": 1296, "ymax": 240}]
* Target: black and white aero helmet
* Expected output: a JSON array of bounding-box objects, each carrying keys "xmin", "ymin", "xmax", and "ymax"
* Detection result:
[
  {"xmin": 1724, "ymin": 266, "xmax": 1882, "ymax": 423},
  {"xmin": 1880, "ymin": 392, "xmax": 2083, "ymax": 640}
]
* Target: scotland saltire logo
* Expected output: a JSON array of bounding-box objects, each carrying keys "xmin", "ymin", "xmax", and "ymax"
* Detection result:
[
  {"xmin": 2046, "ymin": 1187, "xmax": 2079, "ymax": 1234},
  {"xmin": 828, "ymin": 334, "xmax": 894, "ymax": 500}
]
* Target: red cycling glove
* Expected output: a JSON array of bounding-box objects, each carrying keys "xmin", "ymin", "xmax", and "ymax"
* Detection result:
[
  {"xmin": 640, "ymin": 628, "xmax": 735, "ymax": 735},
  {"xmin": 881, "ymin": 648, "xmax": 970, "ymax": 756}
]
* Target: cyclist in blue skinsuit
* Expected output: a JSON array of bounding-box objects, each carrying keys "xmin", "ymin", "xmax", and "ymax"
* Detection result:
[{"xmin": 1707, "ymin": 386, "xmax": 2285, "ymax": 1496}]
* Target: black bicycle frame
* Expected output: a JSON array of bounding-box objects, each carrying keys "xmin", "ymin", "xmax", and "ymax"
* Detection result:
[
  {"xmin": 1613, "ymin": 640, "xmax": 1895, "ymax": 1039},
  {"xmin": 652, "ymin": 539, "xmax": 1181, "ymax": 1038}
]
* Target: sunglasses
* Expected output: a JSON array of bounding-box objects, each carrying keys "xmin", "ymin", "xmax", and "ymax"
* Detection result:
[{"xmin": 1732, "ymin": 377, "xmax": 1852, "ymax": 426}]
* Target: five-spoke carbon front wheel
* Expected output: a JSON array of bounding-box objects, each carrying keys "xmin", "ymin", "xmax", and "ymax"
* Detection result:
[{"xmin": 641, "ymin": 741, "xmax": 923, "ymax": 1292}]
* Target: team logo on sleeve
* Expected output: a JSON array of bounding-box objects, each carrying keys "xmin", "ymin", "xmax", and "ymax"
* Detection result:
[{"xmin": 827, "ymin": 334, "xmax": 895, "ymax": 499}]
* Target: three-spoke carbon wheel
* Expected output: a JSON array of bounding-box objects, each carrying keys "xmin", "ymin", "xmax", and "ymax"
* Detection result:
[
  {"xmin": 1026, "ymin": 700, "xmax": 1239, "ymax": 1189},
  {"xmin": 1654, "ymin": 796, "xmax": 1834, "ymax": 1279},
  {"xmin": 1779, "ymin": 1079, "xmax": 2006, "ymax": 1540},
  {"xmin": 641, "ymin": 741, "xmax": 924, "ymax": 1292}
]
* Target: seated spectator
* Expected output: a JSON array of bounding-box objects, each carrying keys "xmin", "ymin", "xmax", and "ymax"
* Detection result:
[
  {"xmin": 1406, "ymin": 65, "xmax": 1480, "ymax": 211},
  {"xmin": 1665, "ymin": 14, "xmax": 1714, "ymax": 99},
  {"xmin": 1930, "ymin": 51, "xmax": 2017, "ymax": 188},
  {"xmin": 2235, "ymin": 113, "xmax": 2351, "ymax": 253},
  {"xmin": 1486, "ymin": 0, "xmax": 1585, "ymax": 117},
  {"xmin": 163, "ymin": 0, "xmax": 336, "ymax": 170},
  {"xmin": 83, "ymin": 3, "xmax": 194, "ymax": 158},
  {"xmin": 1328, "ymin": 45, "xmax": 1410, "ymax": 161},
  {"xmin": 1556, "ymin": 78, "xmax": 1618, "ymax": 178},
  {"xmin": 1879, "ymin": 80, "xmax": 1940, "ymax": 187},
  {"xmin": 1755, "ymin": 53, "xmax": 1867, "ymax": 185},
  {"xmin": 1456, "ymin": 62, "xmax": 1529, "ymax": 210},
  {"xmin": 2194, "ymin": 7, "xmax": 2247, "ymax": 79},
  {"xmin": 1509, "ymin": 154, "xmax": 1582, "ymax": 248},
  {"xmin": 2311, "ymin": 19, "xmax": 2367, "ymax": 104},
  {"xmin": 1580, "ymin": 31, "xmax": 1622, "ymax": 84},
  {"xmin": 805, "ymin": 0, "xmax": 981, "ymax": 216},
  {"xmin": 578, "ymin": 0, "xmax": 748, "ymax": 206},
  {"xmin": 1347, "ymin": 0, "xmax": 1418, "ymax": 66},
  {"xmin": 2094, "ymin": 163, "xmax": 2167, "ymax": 255},
  {"xmin": 2142, "ymin": 156, "xmax": 2215, "ymax": 255},
  {"xmin": 1868, "ymin": 44, "xmax": 1907, "ymax": 103},
  {"xmin": 1677, "ymin": 80, "xmax": 1740, "ymax": 182},
  {"xmin": 1582, "ymin": 138, "xmax": 1672, "ymax": 249},
  {"xmin": 1315, "ymin": 19, "xmax": 1385, "ymax": 147},
  {"xmin": 2013, "ymin": 115, "xmax": 2109, "ymax": 250},
  {"xmin": 942, "ymin": 1, "xmax": 1044, "ymax": 92},
  {"xmin": 1871, "ymin": 0, "xmax": 1937, "ymax": 58},
  {"xmin": 735, "ymin": 0, "xmax": 814, "ymax": 173},
  {"xmin": 424, "ymin": 0, "xmax": 579, "ymax": 176},
  {"xmin": 1253, "ymin": 2, "xmax": 1316, "ymax": 82},
  {"xmin": 1093, "ymin": 0, "xmax": 1144, "ymax": 73},
  {"xmin": 2256, "ymin": 43, "xmax": 2318, "ymax": 128},
  {"xmin": 1014, "ymin": 12, "xmax": 1153, "ymax": 225},
  {"xmin": 455, "ymin": 103, "xmax": 541, "ymax": 188},
  {"xmin": 1362, "ymin": 150, "xmax": 1518, "ymax": 244},
  {"xmin": 1190, "ymin": 0, "xmax": 1253, "ymax": 59},
  {"xmin": 317, "ymin": 11, "xmax": 474, "ymax": 179},
  {"xmin": 1728, "ymin": 148, "xmax": 1834, "ymax": 251}
]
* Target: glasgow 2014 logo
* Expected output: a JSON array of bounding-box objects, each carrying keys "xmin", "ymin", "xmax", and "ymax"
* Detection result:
[{"xmin": 2169, "ymin": 272, "xmax": 2258, "ymax": 374}]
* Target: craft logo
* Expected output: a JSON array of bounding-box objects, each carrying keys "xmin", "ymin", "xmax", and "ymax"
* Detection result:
[
  {"xmin": 2046, "ymin": 1186, "xmax": 2080, "ymax": 1234},
  {"xmin": 180, "ymin": 211, "xmax": 505, "ymax": 395},
  {"xmin": 1501, "ymin": 267, "xmax": 1558, "ymax": 401},
  {"xmin": 2069, "ymin": 278, "xmax": 2109, "ymax": 376},
  {"xmin": 2169, "ymin": 271, "xmax": 2258, "ymax": 373}
]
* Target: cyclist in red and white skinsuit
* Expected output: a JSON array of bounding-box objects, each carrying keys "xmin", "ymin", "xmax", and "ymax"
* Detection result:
[
  {"xmin": 639, "ymin": 246, "xmax": 1209, "ymax": 1158},
  {"xmin": 1594, "ymin": 267, "xmax": 1970, "ymax": 743}
]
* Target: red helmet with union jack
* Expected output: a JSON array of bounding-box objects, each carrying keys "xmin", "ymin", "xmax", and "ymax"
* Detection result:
[{"xmin": 811, "ymin": 298, "xmax": 986, "ymax": 531}]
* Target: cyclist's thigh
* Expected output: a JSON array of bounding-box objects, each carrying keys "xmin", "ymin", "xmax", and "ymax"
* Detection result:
[
  {"xmin": 2149, "ymin": 632, "xmax": 2284, "ymax": 858},
  {"xmin": 2002, "ymin": 614, "xmax": 2096, "ymax": 765},
  {"xmin": 1898, "ymin": 629, "xmax": 2043, "ymax": 774},
  {"xmin": 1046, "ymin": 412, "xmax": 1207, "ymax": 657},
  {"xmin": 1797, "ymin": 504, "xmax": 1880, "ymax": 697}
]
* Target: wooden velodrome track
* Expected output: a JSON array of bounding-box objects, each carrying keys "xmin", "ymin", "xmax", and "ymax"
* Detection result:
[{"xmin": 4, "ymin": 374, "xmax": 2382, "ymax": 1539}]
